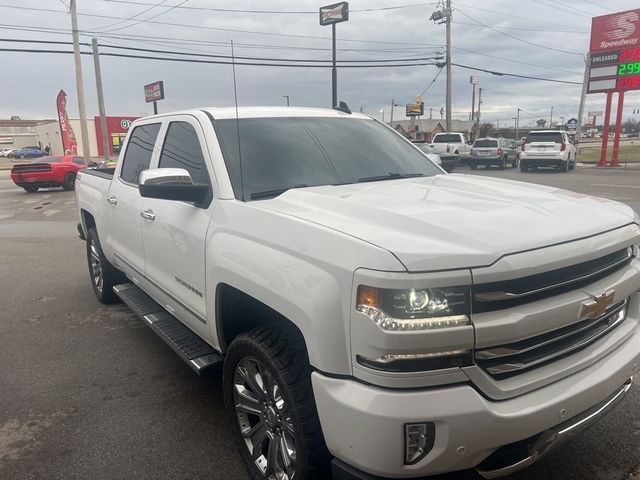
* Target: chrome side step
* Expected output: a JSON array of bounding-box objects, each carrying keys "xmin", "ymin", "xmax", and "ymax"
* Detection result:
[{"xmin": 113, "ymin": 283, "xmax": 222, "ymax": 376}]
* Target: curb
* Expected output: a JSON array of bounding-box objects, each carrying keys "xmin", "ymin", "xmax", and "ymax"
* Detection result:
[{"xmin": 577, "ymin": 162, "xmax": 640, "ymax": 170}]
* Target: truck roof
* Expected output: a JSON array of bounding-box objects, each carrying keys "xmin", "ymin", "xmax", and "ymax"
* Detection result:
[{"xmin": 139, "ymin": 106, "xmax": 371, "ymax": 121}]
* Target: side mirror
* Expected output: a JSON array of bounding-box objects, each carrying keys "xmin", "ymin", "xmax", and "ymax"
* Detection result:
[{"xmin": 139, "ymin": 168, "xmax": 209, "ymax": 203}]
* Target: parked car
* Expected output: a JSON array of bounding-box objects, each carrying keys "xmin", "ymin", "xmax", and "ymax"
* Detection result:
[
  {"xmin": 430, "ymin": 132, "xmax": 472, "ymax": 156},
  {"xmin": 520, "ymin": 130, "xmax": 576, "ymax": 172},
  {"xmin": 415, "ymin": 143, "xmax": 459, "ymax": 172},
  {"xmin": 0, "ymin": 148, "xmax": 16, "ymax": 157},
  {"xmin": 10, "ymin": 147, "xmax": 47, "ymax": 159},
  {"xmin": 11, "ymin": 155, "xmax": 86, "ymax": 192},
  {"xmin": 469, "ymin": 137, "xmax": 519, "ymax": 169},
  {"xmin": 76, "ymin": 107, "xmax": 640, "ymax": 480}
]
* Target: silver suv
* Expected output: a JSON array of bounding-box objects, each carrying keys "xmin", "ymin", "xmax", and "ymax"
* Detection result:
[
  {"xmin": 520, "ymin": 130, "xmax": 577, "ymax": 172},
  {"xmin": 469, "ymin": 137, "xmax": 519, "ymax": 170}
]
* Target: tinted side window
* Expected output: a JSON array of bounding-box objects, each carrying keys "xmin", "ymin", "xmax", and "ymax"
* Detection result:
[
  {"xmin": 72, "ymin": 156, "xmax": 85, "ymax": 165},
  {"xmin": 158, "ymin": 122, "xmax": 209, "ymax": 185},
  {"xmin": 120, "ymin": 123, "xmax": 161, "ymax": 184}
]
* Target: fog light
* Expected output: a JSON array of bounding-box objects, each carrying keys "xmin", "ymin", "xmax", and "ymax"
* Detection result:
[{"xmin": 404, "ymin": 422, "xmax": 435, "ymax": 465}]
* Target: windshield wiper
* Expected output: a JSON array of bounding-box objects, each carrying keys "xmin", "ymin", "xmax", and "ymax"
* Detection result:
[
  {"xmin": 249, "ymin": 184, "xmax": 309, "ymax": 200},
  {"xmin": 358, "ymin": 172, "xmax": 425, "ymax": 183}
]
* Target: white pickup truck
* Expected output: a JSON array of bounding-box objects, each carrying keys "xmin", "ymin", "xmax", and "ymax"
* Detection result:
[
  {"xmin": 75, "ymin": 106, "xmax": 640, "ymax": 480},
  {"xmin": 430, "ymin": 131, "xmax": 472, "ymax": 156}
]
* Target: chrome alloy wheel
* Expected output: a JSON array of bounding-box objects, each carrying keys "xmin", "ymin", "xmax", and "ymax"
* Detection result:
[
  {"xmin": 89, "ymin": 239, "xmax": 103, "ymax": 293},
  {"xmin": 233, "ymin": 356, "xmax": 297, "ymax": 480}
]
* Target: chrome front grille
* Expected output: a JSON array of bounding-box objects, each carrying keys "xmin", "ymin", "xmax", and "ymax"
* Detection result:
[
  {"xmin": 472, "ymin": 247, "xmax": 633, "ymax": 313},
  {"xmin": 475, "ymin": 299, "xmax": 628, "ymax": 379}
]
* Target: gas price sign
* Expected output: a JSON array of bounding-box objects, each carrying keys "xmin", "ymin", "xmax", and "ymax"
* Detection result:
[{"xmin": 588, "ymin": 48, "xmax": 640, "ymax": 93}]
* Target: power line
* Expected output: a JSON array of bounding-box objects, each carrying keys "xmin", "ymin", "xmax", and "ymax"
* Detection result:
[
  {"xmin": 453, "ymin": 63, "xmax": 581, "ymax": 85},
  {"xmin": 98, "ymin": 0, "xmax": 436, "ymax": 14},
  {"xmin": 455, "ymin": 9, "xmax": 584, "ymax": 56},
  {"xmin": 99, "ymin": 0, "xmax": 191, "ymax": 33},
  {"xmin": 0, "ymin": 37, "xmax": 442, "ymax": 64},
  {"xmin": 0, "ymin": 3, "xmax": 444, "ymax": 47},
  {"xmin": 93, "ymin": 0, "xmax": 171, "ymax": 32},
  {"xmin": 532, "ymin": 0, "xmax": 592, "ymax": 19},
  {"xmin": 452, "ymin": 46, "xmax": 582, "ymax": 74}
]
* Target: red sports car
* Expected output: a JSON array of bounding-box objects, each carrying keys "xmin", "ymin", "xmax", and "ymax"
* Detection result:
[{"xmin": 11, "ymin": 155, "xmax": 86, "ymax": 192}]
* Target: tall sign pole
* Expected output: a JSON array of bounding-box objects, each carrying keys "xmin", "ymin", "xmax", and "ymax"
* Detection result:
[
  {"xmin": 70, "ymin": 0, "xmax": 92, "ymax": 162},
  {"xmin": 320, "ymin": 2, "xmax": 349, "ymax": 108},
  {"xmin": 92, "ymin": 38, "xmax": 109, "ymax": 162},
  {"xmin": 576, "ymin": 53, "xmax": 590, "ymax": 143}
]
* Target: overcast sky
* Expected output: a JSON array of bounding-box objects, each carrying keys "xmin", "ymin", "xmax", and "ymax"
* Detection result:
[{"xmin": 1, "ymin": 0, "xmax": 638, "ymax": 127}]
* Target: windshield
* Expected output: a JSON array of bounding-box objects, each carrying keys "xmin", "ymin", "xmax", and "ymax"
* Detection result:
[
  {"xmin": 433, "ymin": 134, "xmax": 461, "ymax": 143},
  {"xmin": 213, "ymin": 117, "xmax": 441, "ymax": 201},
  {"xmin": 417, "ymin": 144, "xmax": 436, "ymax": 154},
  {"xmin": 473, "ymin": 139, "xmax": 498, "ymax": 147}
]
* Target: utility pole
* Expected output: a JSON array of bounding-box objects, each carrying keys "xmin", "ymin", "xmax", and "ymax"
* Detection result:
[
  {"xmin": 477, "ymin": 87, "xmax": 483, "ymax": 126},
  {"xmin": 576, "ymin": 53, "xmax": 590, "ymax": 143},
  {"xmin": 332, "ymin": 24, "xmax": 337, "ymax": 108},
  {"xmin": 390, "ymin": 98, "xmax": 394, "ymax": 126},
  {"xmin": 70, "ymin": 0, "xmax": 91, "ymax": 162},
  {"xmin": 92, "ymin": 38, "xmax": 109, "ymax": 162},
  {"xmin": 516, "ymin": 108, "xmax": 521, "ymax": 142},
  {"xmin": 550, "ymin": 106, "xmax": 554, "ymax": 126},
  {"xmin": 445, "ymin": 0, "xmax": 452, "ymax": 132}
]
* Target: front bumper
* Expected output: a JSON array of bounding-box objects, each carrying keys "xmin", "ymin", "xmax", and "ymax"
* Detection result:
[{"xmin": 312, "ymin": 322, "xmax": 640, "ymax": 478}]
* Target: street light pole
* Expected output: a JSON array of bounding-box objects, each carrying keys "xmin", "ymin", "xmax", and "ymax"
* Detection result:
[
  {"xmin": 550, "ymin": 106, "xmax": 554, "ymax": 126},
  {"xmin": 516, "ymin": 108, "xmax": 521, "ymax": 141},
  {"xmin": 282, "ymin": 95, "xmax": 290, "ymax": 106},
  {"xmin": 91, "ymin": 38, "xmax": 109, "ymax": 162},
  {"xmin": 70, "ymin": 0, "xmax": 91, "ymax": 162}
]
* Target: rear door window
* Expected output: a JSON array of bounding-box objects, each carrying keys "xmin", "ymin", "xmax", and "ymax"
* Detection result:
[
  {"xmin": 526, "ymin": 132, "xmax": 563, "ymax": 143},
  {"xmin": 72, "ymin": 156, "xmax": 85, "ymax": 165},
  {"xmin": 158, "ymin": 121, "xmax": 210, "ymax": 185},
  {"xmin": 120, "ymin": 123, "xmax": 161, "ymax": 184}
]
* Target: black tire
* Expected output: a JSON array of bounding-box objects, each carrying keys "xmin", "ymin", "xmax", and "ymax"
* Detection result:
[
  {"xmin": 569, "ymin": 155, "xmax": 576, "ymax": 170},
  {"xmin": 63, "ymin": 172, "xmax": 76, "ymax": 191},
  {"xmin": 86, "ymin": 228, "xmax": 125, "ymax": 304},
  {"xmin": 558, "ymin": 160, "xmax": 569, "ymax": 172},
  {"xmin": 224, "ymin": 325, "xmax": 330, "ymax": 480},
  {"xmin": 520, "ymin": 161, "xmax": 528, "ymax": 172},
  {"xmin": 499, "ymin": 157, "xmax": 507, "ymax": 170},
  {"xmin": 512, "ymin": 156, "xmax": 519, "ymax": 168},
  {"xmin": 23, "ymin": 186, "xmax": 39, "ymax": 193},
  {"xmin": 470, "ymin": 164, "xmax": 478, "ymax": 170},
  {"xmin": 19, "ymin": 154, "xmax": 25, "ymax": 159}
]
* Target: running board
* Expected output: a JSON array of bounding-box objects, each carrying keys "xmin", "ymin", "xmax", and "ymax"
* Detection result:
[{"xmin": 113, "ymin": 283, "xmax": 222, "ymax": 376}]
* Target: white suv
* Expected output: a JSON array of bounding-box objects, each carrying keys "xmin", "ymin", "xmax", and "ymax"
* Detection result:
[{"xmin": 520, "ymin": 130, "xmax": 576, "ymax": 172}]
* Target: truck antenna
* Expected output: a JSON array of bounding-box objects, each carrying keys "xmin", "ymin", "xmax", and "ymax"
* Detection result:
[{"xmin": 231, "ymin": 40, "xmax": 245, "ymax": 202}]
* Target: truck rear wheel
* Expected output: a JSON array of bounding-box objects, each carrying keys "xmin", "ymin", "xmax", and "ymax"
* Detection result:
[
  {"xmin": 86, "ymin": 228, "xmax": 125, "ymax": 304},
  {"xmin": 224, "ymin": 325, "xmax": 330, "ymax": 480}
]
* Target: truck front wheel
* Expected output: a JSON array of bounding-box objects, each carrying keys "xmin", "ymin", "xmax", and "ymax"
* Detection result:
[
  {"xmin": 224, "ymin": 325, "xmax": 330, "ymax": 480},
  {"xmin": 86, "ymin": 228, "xmax": 125, "ymax": 304}
]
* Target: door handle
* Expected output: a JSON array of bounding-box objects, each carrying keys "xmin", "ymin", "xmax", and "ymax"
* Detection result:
[
  {"xmin": 141, "ymin": 209, "xmax": 156, "ymax": 221},
  {"xmin": 107, "ymin": 196, "xmax": 118, "ymax": 205}
]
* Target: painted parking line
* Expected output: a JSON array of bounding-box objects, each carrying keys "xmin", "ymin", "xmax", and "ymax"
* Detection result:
[{"xmin": 590, "ymin": 184, "xmax": 640, "ymax": 189}]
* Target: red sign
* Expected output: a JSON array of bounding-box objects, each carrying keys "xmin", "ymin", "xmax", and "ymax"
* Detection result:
[
  {"xmin": 56, "ymin": 90, "xmax": 78, "ymax": 155},
  {"xmin": 94, "ymin": 116, "xmax": 139, "ymax": 157},
  {"xmin": 144, "ymin": 81, "xmax": 164, "ymax": 103},
  {"xmin": 590, "ymin": 9, "xmax": 640, "ymax": 54},
  {"xmin": 319, "ymin": 2, "xmax": 349, "ymax": 26}
]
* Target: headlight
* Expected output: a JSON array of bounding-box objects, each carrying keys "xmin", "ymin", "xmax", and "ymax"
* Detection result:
[{"xmin": 356, "ymin": 285, "xmax": 469, "ymax": 331}]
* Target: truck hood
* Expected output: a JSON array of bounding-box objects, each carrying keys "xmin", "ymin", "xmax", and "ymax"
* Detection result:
[{"xmin": 256, "ymin": 174, "xmax": 637, "ymax": 271}]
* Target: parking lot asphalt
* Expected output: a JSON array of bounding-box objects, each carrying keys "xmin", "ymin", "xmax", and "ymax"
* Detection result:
[{"xmin": 1, "ymin": 166, "xmax": 639, "ymax": 480}]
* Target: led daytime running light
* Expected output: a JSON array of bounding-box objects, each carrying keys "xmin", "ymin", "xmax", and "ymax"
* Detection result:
[
  {"xmin": 357, "ymin": 304, "xmax": 469, "ymax": 331},
  {"xmin": 373, "ymin": 350, "xmax": 470, "ymax": 363}
]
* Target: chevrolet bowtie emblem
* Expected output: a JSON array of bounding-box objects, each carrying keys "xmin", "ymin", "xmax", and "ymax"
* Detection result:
[{"xmin": 579, "ymin": 290, "xmax": 615, "ymax": 321}]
